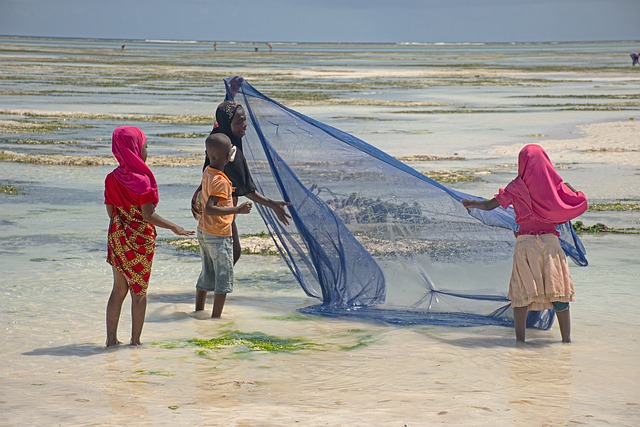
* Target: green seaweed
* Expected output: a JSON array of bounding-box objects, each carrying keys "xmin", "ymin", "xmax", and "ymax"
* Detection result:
[
  {"xmin": 1, "ymin": 138, "xmax": 79, "ymax": 145},
  {"xmin": 272, "ymin": 91, "xmax": 334, "ymax": 102},
  {"xmin": 335, "ymin": 329, "xmax": 379, "ymax": 351},
  {"xmin": 156, "ymin": 132, "xmax": 205, "ymax": 138},
  {"xmin": 572, "ymin": 221, "xmax": 638, "ymax": 234},
  {"xmin": 158, "ymin": 342, "xmax": 178, "ymax": 349},
  {"xmin": 339, "ymin": 333, "xmax": 377, "ymax": 351},
  {"xmin": 559, "ymin": 106, "xmax": 634, "ymax": 112},
  {"xmin": 0, "ymin": 185, "xmax": 22, "ymax": 195},
  {"xmin": 0, "ymin": 109, "xmax": 213, "ymax": 125},
  {"xmin": 396, "ymin": 154, "xmax": 465, "ymax": 162},
  {"xmin": 264, "ymin": 313, "xmax": 314, "ymax": 322},
  {"xmin": 517, "ymin": 94, "xmax": 640, "ymax": 100},
  {"xmin": 572, "ymin": 221, "xmax": 609, "ymax": 233},
  {"xmin": 155, "ymin": 331, "xmax": 314, "ymax": 354},
  {"xmin": 1, "ymin": 118, "xmax": 93, "ymax": 134},
  {"xmin": 243, "ymin": 232, "xmax": 270, "ymax": 238},
  {"xmin": 422, "ymin": 170, "xmax": 483, "ymax": 183},
  {"xmin": 194, "ymin": 349, "xmax": 209, "ymax": 358},
  {"xmin": 527, "ymin": 102, "xmax": 640, "ymax": 109},
  {"xmin": 393, "ymin": 109, "xmax": 519, "ymax": 114},
  {"xmin": 182, "ymin": 331, "xmax": 314, "ymax": 354},
  {"xmin": 588, "ymin": 202, "xmax": 640, "ymax": 212},
  {"xmin": 0, "ymin": 150, "xmax": 114, "ymax": 166}
]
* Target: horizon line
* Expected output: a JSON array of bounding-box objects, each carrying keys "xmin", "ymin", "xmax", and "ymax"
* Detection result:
[{"xmin": 1, "ymin": 34, "xmax": 638, "ymax": 46}]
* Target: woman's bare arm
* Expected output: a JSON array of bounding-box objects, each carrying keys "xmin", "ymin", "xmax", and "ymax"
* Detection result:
[
  {"xmin": 245, "ymin": 190, "xmax": 292, "ymax": 225},
  {"xmin": 461, "ymin": 198, "xmax": 500, "ymax": 211}
]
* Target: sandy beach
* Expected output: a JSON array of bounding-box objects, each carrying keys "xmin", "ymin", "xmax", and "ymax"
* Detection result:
[
  {"xmin": 491, "ymin": 119, "xmax": 640, "ymax": 166},
  {"xmin": 2, "ymin": 119, "xmax": 638, "ymax": 426},
  {"xmin": 1, "ymin": 37, "xmax": 639, "ymax": 426}
]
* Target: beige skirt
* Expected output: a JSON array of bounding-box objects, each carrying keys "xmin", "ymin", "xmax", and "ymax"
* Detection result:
[{"xmin": 508, "ymin": 234, "xmax": 574, "ymax": 310}]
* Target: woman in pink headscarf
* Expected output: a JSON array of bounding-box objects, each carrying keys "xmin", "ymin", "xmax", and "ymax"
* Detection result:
[
  {"xmin": 462, "ymin": 144, "xmax": 588, "ymax": 343},
  {"xmin": 104, "ymin": 126, "xmax": 194, "ymax": 347}
]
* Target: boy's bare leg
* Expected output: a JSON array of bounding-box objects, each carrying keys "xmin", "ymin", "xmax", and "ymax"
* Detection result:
[
  {"xmin": 106, "ymin": 266, "xmax": 128, "ymax": 347},
  {"xmin": 130, "ymin": 292, "xmax": 147, "ymax": 346},
  {"xmin": 513, "ymin": 306, "xmax": 528, "ymax": 343},
  {"xmin": 212, "ymin": 293, "xmax": 227, "ymax": 318},
  {"xmin": 555, "ymin": 308, "xmax": 571, "ymax": 343},
  {"xmin": 195, "ymin": 290, "xmax": 207, "ymax": 311}
]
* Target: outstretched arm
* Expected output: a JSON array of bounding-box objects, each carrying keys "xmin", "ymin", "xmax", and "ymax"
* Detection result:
[
  {"xmin": 245, "ymin": 190, "xmax": 292, "ymax": 226},
  {"xmin": 141, "ymin": 203, "xmax": 195, "ymax": 236},
  {"xmin": 461, "ymin": 197, "xmax": 500, "ymax": 211}
]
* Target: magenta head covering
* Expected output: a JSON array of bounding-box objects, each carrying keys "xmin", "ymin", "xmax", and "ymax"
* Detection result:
[
  {"xmin": 504, "ymin": 144, "xmax": 587, "ymax": 224},
  {"xmin": 111, "ymin": 126, "xmax": 159, "ymax": 201}
]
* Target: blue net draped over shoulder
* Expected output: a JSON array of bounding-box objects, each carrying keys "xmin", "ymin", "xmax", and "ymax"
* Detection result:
[{"xmin": 228, "ymin": 77, "xmax": 587, "ymax": 330}]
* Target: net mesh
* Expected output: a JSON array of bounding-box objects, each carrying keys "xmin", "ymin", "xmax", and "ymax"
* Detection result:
[{"xmin": 229, "ymin": 77, "xmax": 587, "ymax": 329}]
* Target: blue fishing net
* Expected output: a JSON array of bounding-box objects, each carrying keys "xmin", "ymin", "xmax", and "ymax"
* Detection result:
[{"xmin": 228, "ymin": 77, "xmax": 587, "ymax": 329}]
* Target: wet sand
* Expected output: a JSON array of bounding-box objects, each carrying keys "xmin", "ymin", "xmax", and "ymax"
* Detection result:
[{"xmin": 1, "ymin": 38, "xmax": 639, "ymax": 426}]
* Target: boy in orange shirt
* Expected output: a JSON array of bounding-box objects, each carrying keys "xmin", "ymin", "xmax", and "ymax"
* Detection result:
[{"xmin": 195, "ymin": 133, "xmax": 252, "ymax": 317}]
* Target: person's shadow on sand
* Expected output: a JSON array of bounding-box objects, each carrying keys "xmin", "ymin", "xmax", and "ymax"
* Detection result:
[
  {"xmin": 22, "ymin": 343, "xmax": 106, "ymax": 357},
  {"xmin": 423, "ymin": 331, "xmax": 557, "ymax": 348}
]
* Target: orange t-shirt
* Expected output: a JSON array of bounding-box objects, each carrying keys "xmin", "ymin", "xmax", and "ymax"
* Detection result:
[{"xmin": 197, "ymin": 167, "xmax": 234, "ymax": 236}]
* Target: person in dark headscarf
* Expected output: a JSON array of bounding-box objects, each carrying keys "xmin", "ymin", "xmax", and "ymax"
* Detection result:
[
  {"xmin": 631, "ymin": 52, "xmax": 639, "ymax": 66},
  {"xmin": 192, "ymin": 100, "xmax": 291, "ymax": 265}
]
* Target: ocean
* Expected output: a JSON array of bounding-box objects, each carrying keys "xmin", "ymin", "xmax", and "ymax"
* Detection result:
[{"xmin": 1, "ymin": 36, "xmax": 639, "ymax": 426}]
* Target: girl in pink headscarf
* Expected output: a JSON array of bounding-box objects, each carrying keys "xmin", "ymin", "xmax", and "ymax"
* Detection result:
[
  {"xmin": 462, "ymin": 144, "xmax": 588, "ymax": 343},
  {"xmin": 104, "ymin": 126, "xmax": 194, "ymax": 347}
]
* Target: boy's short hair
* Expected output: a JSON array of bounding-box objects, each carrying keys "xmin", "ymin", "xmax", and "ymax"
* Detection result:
[
  {"xmin": 204, "ymin": 133, "xmax": 231, "ymax": 151},
  {"xmin": 205, "ymin": 133, "xmax": 232, "ymax": 156}
]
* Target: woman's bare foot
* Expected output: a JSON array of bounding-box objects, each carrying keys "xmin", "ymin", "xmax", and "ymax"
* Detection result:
[
  {"xmin": 130, "ymin": 340, "xmax": 142, "ymax": 346},
  {"xmin": 106, "ymin": 339, "xmax": 122, "ymax": 348}
]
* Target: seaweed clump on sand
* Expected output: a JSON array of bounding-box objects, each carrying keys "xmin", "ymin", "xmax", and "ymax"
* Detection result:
[
  {"xmin": 396, "ymin": 154, "xmax": 466, "ymax": 162},
  {"xmin": 588, "ymin": 202, "xmax": 640, "ymax": 212},
  {"xmin": 326, "ymin": 193, "xmax": 424, "ymax": 224},
  {"xmin": 159, "ymin": 331, "xmax": 314, "ymax": 355},
  {"xmin": 422, "ymin": 169, "xmax": 484, "ymax": 183},
  {"xmin": 0, "ymin": 185, "xmax": 22, "ymax": 195},
  {"xmin": 0, "ymin": 150, "xmax": 203, "ymax": 167},
  {"xmin": 572, "ymin": 221, "xmax": 638, "ymax": 234},
  {"xmin": 166, "ymin": 233, "xmax": 279, "ymax": 255},
  {"xmin": 572, "ymin": 221, "xmax": 611, "ymax": 233}
]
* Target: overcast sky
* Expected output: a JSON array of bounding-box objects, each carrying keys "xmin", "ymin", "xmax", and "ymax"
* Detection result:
[{"xmin": 1, "ymin": 0, "xmax": 638, "ymax": 43}]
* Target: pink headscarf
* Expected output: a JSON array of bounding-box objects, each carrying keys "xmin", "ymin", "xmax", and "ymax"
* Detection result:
[
  {"xmin": 503, "ymin": 144, "xmax": 587, "ymax": 224},
  {"xmin": 111, "ymin": 126, "xmax": 158, "ymax": 201}
]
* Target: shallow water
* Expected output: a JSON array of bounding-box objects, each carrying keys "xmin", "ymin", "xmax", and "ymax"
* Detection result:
[{"xmin": 1, "ymin": 36, "xmax": 640, "ymax": 426}]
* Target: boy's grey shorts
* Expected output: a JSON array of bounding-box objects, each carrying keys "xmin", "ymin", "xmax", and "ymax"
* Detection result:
[{"xmin": 195, "ymin": 231, "xmax": 233, "ymax": 294}]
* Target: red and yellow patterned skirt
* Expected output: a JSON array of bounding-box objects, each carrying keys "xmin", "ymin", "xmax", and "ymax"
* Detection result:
[{"xmin": 106, "ymin": 206, "xmax": 157, "ymax": 296}]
